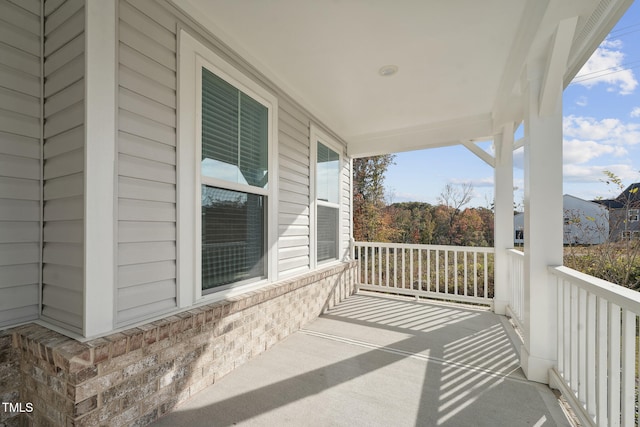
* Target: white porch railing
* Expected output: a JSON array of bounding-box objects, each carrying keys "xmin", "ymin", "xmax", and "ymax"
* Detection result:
[
  {"xmin": 353, "ymin": 242, "xmax": 494, "ymax": 306},
  {"xmin": 506, "ymin": 249, "xmax": 525, "ymax": 336},
  {"xmin": 549, "ymin": 266, "xmax": 640, "ymax": 427}
]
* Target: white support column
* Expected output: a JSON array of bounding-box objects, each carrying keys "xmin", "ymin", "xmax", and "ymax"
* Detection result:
[
  {"xmin": 521, "ymin": 67, "xmax": 563, "ymax": 384},
  {"xmin": 84, "ymin": 0, "xmax": 116, "ymax": 337},
  {"xmin": 493, "ymin": 123, "xmax": 514, "ymax": 315}
]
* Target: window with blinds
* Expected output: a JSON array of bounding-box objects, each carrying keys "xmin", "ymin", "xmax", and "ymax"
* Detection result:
[
  {"xmin": 200, "ymin": 67, "xmax": 269, "ymax": 291},
  {"xmin": 316, "ymin": 142, "xmax": 340, "ymax": 263}
]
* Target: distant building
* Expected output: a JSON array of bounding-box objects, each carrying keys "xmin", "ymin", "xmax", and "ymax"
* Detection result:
[
  {"xmin": 593, "ymin": 183, "xmax": 640, "ymax": 240},
  {"xmin": 515, "ymin": 195, "xmax": 609, "ymax": 245}
]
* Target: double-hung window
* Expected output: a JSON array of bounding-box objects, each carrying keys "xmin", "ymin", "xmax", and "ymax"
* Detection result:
[
  {"xmin": 629, "ymin": 209, "xmax": 639, "ymax": 222},
  {"xmin": 178, "ymin": 30, "xmax": 277, "ymax": 302},
  {"xmin": 200, "ymin": 68, "xmax": 269, "ymax": 292},
  {"xmin": 312, "ymin": 126, "xmax": 342, "ymax": 264}
]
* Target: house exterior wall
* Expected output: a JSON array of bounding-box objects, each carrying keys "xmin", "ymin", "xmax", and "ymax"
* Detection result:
[
  {"xmin": 0, "ymin": 0, "xmax": 354, "ymax": 335},
  {"xmin": 609, "ymin": 208, "xmax": 640, "ymax": 240},
  {"xmin": 562, "ymin": 195, "xmax": 608, "ymax": 245},
  {"xmin": 116, "ymin": 0, "xmax": 179, "ymax": 325},
  {"xmin": 41, "ymin": 0, "xmax": 86, "ymax": 333},
  {"xmin": 0, "ymin": 0, "xmax": 42, "ymax": 328},
  {"xmin": 115, "ymin": 0, "xmax": 352, "ymax": 326},
  {"xmin": 514, "ymin": 195, "xmax": 609, "ymax": 245}
]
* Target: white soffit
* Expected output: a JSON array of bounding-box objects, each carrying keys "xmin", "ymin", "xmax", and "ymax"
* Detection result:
[{"xmin": 173, "ymin": 0, "xmax": 627, "ymax": 154}]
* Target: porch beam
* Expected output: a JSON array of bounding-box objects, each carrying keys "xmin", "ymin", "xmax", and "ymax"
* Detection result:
[
  {"xmin": 492, "ymin": 0, "xmax": 550, "ymax": 125},
  {"xmin": 514, "ymin": 136, "xmax": 526, "ymax": 151},
  {"xmin": 493, "ymin": 122, "xmax": 514, "ymax": 315},
  {"xmin": 347, "ymin": 113, "xmax": 492, "ymax": 158},
  {"xmin": 462, "ymin": 140, "xmax": 495, "ymax": 168},
  {"xmin": 521, "ymin": 65, "xmax": 563, "ymax": 384},
  {"xmin": 539, "ymin": 17, "xmax": 578, "ymax": 117}
]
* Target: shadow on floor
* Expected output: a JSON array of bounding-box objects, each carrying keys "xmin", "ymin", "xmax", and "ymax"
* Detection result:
[{"xmin": 152, "ymin": 293, "xmax": 570, "ymax": 427}]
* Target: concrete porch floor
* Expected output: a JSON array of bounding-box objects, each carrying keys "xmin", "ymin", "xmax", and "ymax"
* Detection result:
[{"xmin": 152, "ymin": 292, "xmax": 572, "ymax": 427}]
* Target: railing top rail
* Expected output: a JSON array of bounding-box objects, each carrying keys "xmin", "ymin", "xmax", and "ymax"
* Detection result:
[
  {"xmin": 507, "ymin": 248, "xmax": 524, "ymax": 257},
  {"xmin": 550, "ymin": 265, "xmax": 640, "ymax": 314},
  {"xmin": 353, "ymin": 241, "xmax": 495, "ymax": 253}
]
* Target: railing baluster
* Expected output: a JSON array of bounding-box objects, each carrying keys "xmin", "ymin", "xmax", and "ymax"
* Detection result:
[
  {"xmin": 463, "ymin": 251, "xmax": 468, "ymax": 296},
  {"xmin": 364, "ymin": 246, "xmax": 368, "ymax": 285},
  {"xmin": 621, "ymin": 309, "xmax": 635, "ymax": 427},
  {"xmin": 596, "ymin": 297, "xmax": 608, "ymax": 426},
  {"xmin": 563, "ymin": 280, "xmax": 571, "ymax": 383},
  {"xmin": 570, "ymin": 283, "xmax": 578, "ymax": 392},
  {"xmin": 483, "ymin": 252, "xmax": 488, "ymax": 299},
  {"xmin": 410, "ymin": 249, "xmax": 414, "ymax": 290},
  {"xmin": 608, "ymin": 303, "xmax": 621, "ymax": 427},
  {"xmin": 578, "ymin": 287, "xmax": 587, "ymax": 402},
  {"xmin": 418, "ymin": 249, "xmax": 422, "ymax": 291},
  {"xmin": 473, "ymin": 252, "xmax": 478, "ymax": 297},
  {"xmin": 585, "ymin": 292, "xmax": 596, "ymax": 418},
  {"xmin": 378, "ymin": 247, "xmax": 383, "ymax": 286},
  {"xmin": 401, "ymin": 248, "xmax": 406, "ymax": 288},
  {"xmin": 444, "ymin": 250, "xmax": 448, "ymax": 294},
  {"xmin": 453, "ymin": 251, "xmax": 458, "ymax": 296},
  {"xmin": 371, "ymin": 245, "xmax": 376, "ymax": 286},
  {"xmin": 393, "ymin": 248, "xmax": 397, "ymax": 288},
  {"xmin": 557, "ymin": 277, "xmax": 564, "ymax": 376},
  {"xmin": 357, "ymin": 245, "xmax": 362, "ymax": 285},
  {"xmin": 435, "ymin": 249, "xmax": 440, "ymax": 293},
  {"xmin": 385, "ymin": 247, "xmax": 389, "ymax": 287},
  {"xmin": 427, "ymin": 248, "xmax": 431, "ymax": 292}
]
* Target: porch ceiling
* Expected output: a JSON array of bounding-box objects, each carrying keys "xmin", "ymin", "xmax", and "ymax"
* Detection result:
[{"xmin": 172, "ymin": 0, "xmax": 631, "ymax": 156}]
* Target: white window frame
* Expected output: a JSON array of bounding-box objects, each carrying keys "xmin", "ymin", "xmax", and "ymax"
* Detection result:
[
  {"xmin": 310, "ymin": 124, "xmax": 343, "ymax": 268},
  {"xmin": 178, "ymin": 30, "xmax": 278, "ymax": 307},
  {"xmin": 629, "ymin": 209, "xmax": 639, "ymax": 222}
]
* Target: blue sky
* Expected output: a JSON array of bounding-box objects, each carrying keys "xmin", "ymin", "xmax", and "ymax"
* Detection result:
[{"xmin": 385, "ymin": 2, "xmax": 640, "ymax": 209}]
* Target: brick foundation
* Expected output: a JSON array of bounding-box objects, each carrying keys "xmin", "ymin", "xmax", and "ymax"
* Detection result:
[{"xmin": 0, "ymin": 261, "xmax": 357, "ymax": 426}]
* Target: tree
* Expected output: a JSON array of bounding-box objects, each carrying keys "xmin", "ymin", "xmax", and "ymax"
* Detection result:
[
  {"xmin": 352, "ymin": 155, "xmax": 396, "ymax": 241},
  {"xmin": 437, "ymin": 183, "xmax": 474, "ymax": 244}
]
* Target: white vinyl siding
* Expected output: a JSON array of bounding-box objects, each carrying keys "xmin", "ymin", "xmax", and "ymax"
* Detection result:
[
  {"xmin": 120, "ymin": 0, "xmax": 350, "ymax": 321},
  {"xmin": 277, "ymin": 102, "xmax": 311, "ymax": 277},
  {"xmin": 41, "ymin": 0, "xmax": 85, "ymax": 333},
  {"xmin": 0, "ymin": 0, "xmax": 41, "ymax": 327},
  {"xmin": 117, "ymin": 0, "xmax": 177, "ymax": 325}
]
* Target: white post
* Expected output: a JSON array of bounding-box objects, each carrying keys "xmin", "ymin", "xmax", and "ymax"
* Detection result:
[
  {"xmin": 493, "ymin": 123, "xmax": 514, "ymax": 315},
  {"xmin": 521, "ymin": 66, "xmax": 563, "ymax": 383},
  {"xmin": 84, "ymin": 0, "xmax": 116, "ymax": 337}
]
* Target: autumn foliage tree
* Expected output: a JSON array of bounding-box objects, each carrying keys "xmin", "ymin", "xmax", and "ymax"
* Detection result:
[
  {"xmin": 353, "ymin": 159, "xmax": 494, "ymax": 247},
  {"xmin": 352, "ymin": 155, "xmax": 396, "ymax": 241}
]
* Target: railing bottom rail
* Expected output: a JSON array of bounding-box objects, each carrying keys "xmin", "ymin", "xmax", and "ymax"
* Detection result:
[{"xmin": 358, "ymin": 284, "xmax": 493, "ymax": 308}]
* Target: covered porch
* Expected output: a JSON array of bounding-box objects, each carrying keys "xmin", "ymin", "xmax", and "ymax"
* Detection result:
[
  {"xmin": 1, "ymin": 0, "xmax": 639, "ymax": 425},
  {"xmin": 153, "ymin": 292, "xmax": 571, "ymax": 426}
]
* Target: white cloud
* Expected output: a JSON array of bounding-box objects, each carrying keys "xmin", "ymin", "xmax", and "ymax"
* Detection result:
[
  {"xmin": 563, "ymin": 139, "xmax": 627, "ymax": 164},
  {"xmin": 631, "ymin": 107, "xmax": 640, "ymax": 118},
  {"xmin": 563, "ymin": 163, "xmax": 639, "ymax": 184},
  {"xmin": 563, "ymin": 115, "xmax": 640, "ymax": 146},
  {"xmin": 576, "ymin": 96, "xmax": 588, "ymax": 107},
  {"xmin": 448, "ymin": 177, "xmax": 494, "ymax": 188},
  {"xmin": 513, "ymin": 146, "xmax": 524, "ymax": 170},
  {"xmin": 560, "ymin": 116, "xmax": 637, "ymax": 185},
  {"xmin": 573, "ymin": 38, "xmax": 637, "ymax": 95}
]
